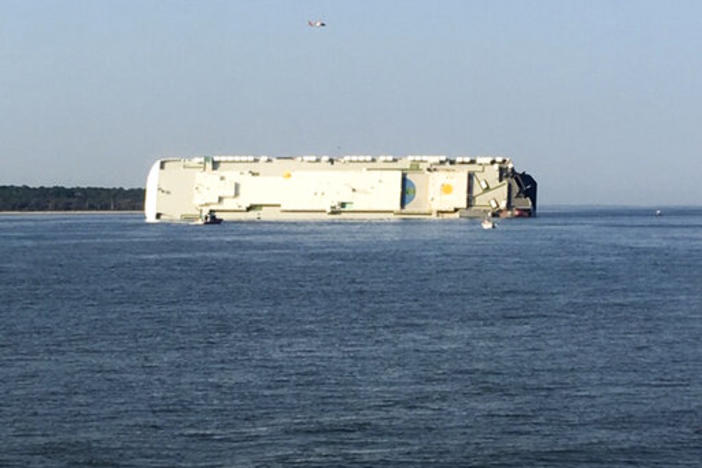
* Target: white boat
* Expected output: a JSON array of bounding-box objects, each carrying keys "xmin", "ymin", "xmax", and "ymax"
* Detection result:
[{"xmin": 481, "ymin": 218, "xmax": 496, "ymax": 229}]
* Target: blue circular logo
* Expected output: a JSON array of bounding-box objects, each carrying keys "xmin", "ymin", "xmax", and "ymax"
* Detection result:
[{"xmin": 402, "ymin": 178, "xmax": 416, "ymax": 207}]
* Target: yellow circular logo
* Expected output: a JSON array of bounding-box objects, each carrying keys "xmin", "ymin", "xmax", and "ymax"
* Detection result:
[
  {"xmin": 283, "ymin": 171, "xmax": 292, "ymax": 179},
  {"xmin": 441, "ymin": 183, "xmax": 453, "ymax": 195}
]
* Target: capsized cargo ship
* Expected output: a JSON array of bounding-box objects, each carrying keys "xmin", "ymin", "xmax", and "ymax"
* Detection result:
[{"xmin": 144, "ymin": 155, "xmax": 536, "ymax": 222}]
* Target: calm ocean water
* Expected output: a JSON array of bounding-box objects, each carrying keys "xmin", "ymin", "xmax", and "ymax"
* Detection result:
[{"xmin": 1, "ymin": 207, "xmax": 701, "ymax": 467}]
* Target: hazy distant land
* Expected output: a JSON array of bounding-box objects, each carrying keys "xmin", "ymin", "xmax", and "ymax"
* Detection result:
[{"xmin": 0, "ymin": 186, "xmax": 144, "ymax": 212}]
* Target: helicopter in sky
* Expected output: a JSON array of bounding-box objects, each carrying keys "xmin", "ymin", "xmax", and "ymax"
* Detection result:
[{"xmin": 307, "ymin": 20, "xmax": 326, "ymax": 27}]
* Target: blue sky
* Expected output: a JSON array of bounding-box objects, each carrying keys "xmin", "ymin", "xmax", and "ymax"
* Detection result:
[{"xmin": 1, "ymin": 0, "xmax": 701, "ymax": 204}]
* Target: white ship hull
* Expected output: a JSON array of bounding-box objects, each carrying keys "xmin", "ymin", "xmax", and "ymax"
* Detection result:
[{"xmin": 144, "ymin": 155, "xmax": 536, "ymax": 223}]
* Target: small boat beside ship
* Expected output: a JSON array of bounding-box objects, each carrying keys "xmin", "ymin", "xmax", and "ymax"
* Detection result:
[
  {"xmin": 191, "ymin": 210, "xmax": 223, "ymax": 225},
  {"xmin": 481, "ymin": 217, "xmax": 496, "ymax": 229},
  {"xmin": 202, "ymin": 211, "xmax": 222, "ymax": 224}
]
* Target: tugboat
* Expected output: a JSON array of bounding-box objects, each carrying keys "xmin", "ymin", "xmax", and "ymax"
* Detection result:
[{"xmin": 202, "ymin": 210, "xmax": 223, "ymax": 225}]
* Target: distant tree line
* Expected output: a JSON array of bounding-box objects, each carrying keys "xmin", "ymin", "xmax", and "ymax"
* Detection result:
[{"xmin": 0, "ymin": 186, "xmax": 145, "ymax": 211}]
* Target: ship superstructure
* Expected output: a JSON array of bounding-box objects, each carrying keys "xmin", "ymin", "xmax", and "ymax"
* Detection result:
[{"xmin": 144, "ymin": 155, "xmax": 536, "ymax": 222}]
